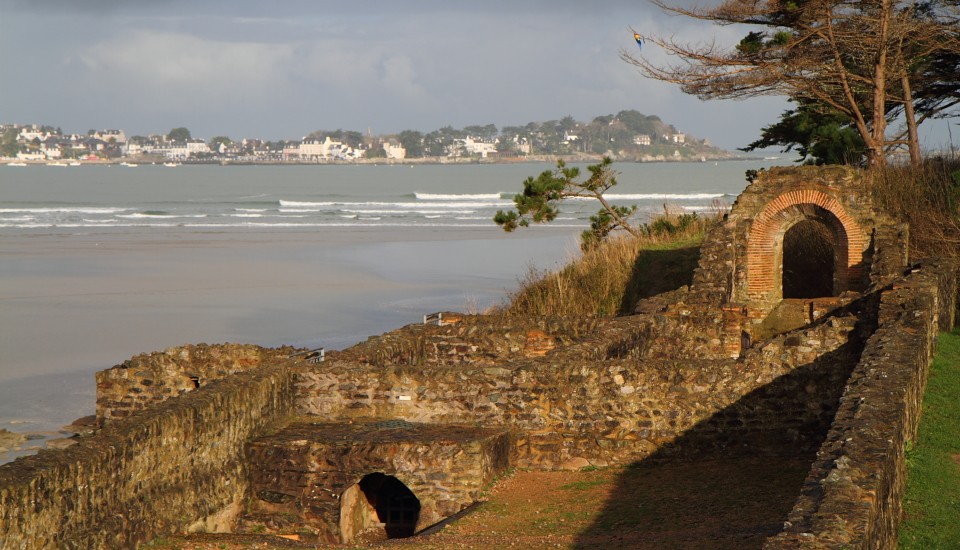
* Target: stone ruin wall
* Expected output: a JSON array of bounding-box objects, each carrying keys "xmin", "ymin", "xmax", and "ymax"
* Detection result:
[
  {"xmin": 649, "ymin": 165, "xmax": 910, "ymax": 360},
  {"xmin": 95, "ymin": 342, "xmax": 300, "ymax": 423},
  {"xmin": 764, "ymin": 260, "xmax": 956, "ymax": 549},
  {"xmin": 3, "ymin": 260, "xmax": 948, "ymax": 548},
  {"xmin": 294, "ymin": 311, "xmax": 864, "ymax": 470},
  {"xmin": 243, "ymin": 421, "xmax": 513, "ymax": 542},
  {"xmin": 0, "ymin": 359, "xmax": 302, "ymax": 549},
  {"xmin": 0, "ymin": 165, "xmax": 955, "ymax": 548}
]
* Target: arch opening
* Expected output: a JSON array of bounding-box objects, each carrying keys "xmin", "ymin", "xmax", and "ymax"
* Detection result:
[
  {"xmin": 339, "ymin": 473, "xmax": 420, "ymax": 543},
  {"xmin": 745, "ymin": 188, "xmax": 867, "ymax": 305},
  {"xmin": 782, "ymin": 219, "xmax": 837, "ymax": 299}
]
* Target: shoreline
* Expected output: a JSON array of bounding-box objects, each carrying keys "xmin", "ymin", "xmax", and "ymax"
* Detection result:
[{"xmin": 2, "ymin": 153, "xmax": 769, "ymax": 167}]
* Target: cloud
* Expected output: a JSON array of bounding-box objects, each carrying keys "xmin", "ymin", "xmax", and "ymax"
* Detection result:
[
  {"xmin": 0, "ymin": 1, "xmax": 793, "ymax": 148},
  {"xmin": 379, "ymin": 55, "xmax": 430, "ymax": 101},
  {"xmin": 68, "ymin": 30, "xmax": 294, "ymax": 113}
]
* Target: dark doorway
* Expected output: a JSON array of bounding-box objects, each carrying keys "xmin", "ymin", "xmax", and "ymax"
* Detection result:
[
  {"xmin": 783, "ymin": 220, "xmax": 836, "ymax": 298},
  {"xmin": 358, "ymin": 473, "xmax": 421, "ymax": 538}
]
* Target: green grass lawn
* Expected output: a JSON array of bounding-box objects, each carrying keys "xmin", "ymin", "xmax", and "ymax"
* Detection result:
[{"xmin": 898, "ymin": 329, "xmax": 960, "ymax": 548}]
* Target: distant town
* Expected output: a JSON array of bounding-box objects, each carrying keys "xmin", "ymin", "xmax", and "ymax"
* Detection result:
[{"xmin": 1, "ymin": 110, "xmax": 743, "ymax": 165}]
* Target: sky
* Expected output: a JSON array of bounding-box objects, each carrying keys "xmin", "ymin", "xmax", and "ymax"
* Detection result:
[{"xmin": 0, "ymin": 0, "xmax": 955, "ymax": 152}]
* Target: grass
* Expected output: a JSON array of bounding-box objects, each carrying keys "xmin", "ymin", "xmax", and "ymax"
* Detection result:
[
  {"xmin": 898, "ymin": 329, "xmax": 960, "ymax": 549},
  {"xmin": 500, "ymin": 209, "xmax": 720, "ymax": 318}
]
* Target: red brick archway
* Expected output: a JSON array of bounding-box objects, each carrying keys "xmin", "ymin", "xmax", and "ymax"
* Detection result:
[{"xmin": 746, "ymin": 188, "xmax": 867, "ymax": 302}]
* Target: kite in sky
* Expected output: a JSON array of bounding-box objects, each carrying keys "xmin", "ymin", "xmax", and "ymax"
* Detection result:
[{"xmin": 634, "ymin": 32, "xmax": 643, "ymax": 50}]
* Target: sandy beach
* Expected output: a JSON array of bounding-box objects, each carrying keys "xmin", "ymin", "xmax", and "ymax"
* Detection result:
[{"xmin": 0, "ymin": 227, "xmax": 578, "ymax": 443}]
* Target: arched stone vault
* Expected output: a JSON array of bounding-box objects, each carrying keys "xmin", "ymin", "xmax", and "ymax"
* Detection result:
[
  {"xmin": 745, "ymin": 188, "xmax": 868, "ymax": 304},
  {"xmin": 649, "ymin": 166, "xmax": 908, "ymax": 359}
]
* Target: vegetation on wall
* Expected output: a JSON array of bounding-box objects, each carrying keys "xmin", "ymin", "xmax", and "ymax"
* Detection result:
[
  {"xmin": 870, "ymin": 157, "xmax": 960, "ymax": 261},
  {"xmin": 500, "ymin": 209, "xmax": 719, "ymax": 318}
]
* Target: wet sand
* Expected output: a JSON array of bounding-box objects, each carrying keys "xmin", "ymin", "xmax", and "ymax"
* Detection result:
[{"xmin": 0, "ymin": 227, "xmax": 579, "ymax": 438}]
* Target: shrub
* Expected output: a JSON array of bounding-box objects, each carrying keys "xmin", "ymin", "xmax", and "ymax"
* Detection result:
[{"xmin": 500, "ymin": 209, "xmax": 723, "ymax": 317}]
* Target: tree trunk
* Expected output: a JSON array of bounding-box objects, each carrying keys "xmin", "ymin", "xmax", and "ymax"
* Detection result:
[
  {"xmin": 869, "ymin": 0, "xmax": 893, "ymax": 168},
  {"xmin": 901, "ymin": 72, "xmax": 922, "ymax": 167}
]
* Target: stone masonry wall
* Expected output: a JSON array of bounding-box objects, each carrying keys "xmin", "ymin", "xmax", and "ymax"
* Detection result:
[
  {"xmin": 693, "ymin": 166, "xmax": 902, "ymax": 308},
  {"xmin": 96, "ymin": 343, "xmax": 300, "ymax": 423},
  {"xmin": 295, "ymin": 314, "xmax": 862, "ymax": 470},
  {"xmin": 650, "ymin": 166, "xmax": 907, "ymax": 359},
  {"xmin": 336, "ymin": 315, "xmax": 610, "ymax": 368},
  {"xmin": 243, "ymin": 421, "xmax": 512, "ymax": 543},
  {"xmin": 0, "ymin": 360, "xmax": 301, "ymax": 549},
  {"xmin": 765, "ymin": 261, "xmax": 956, "ymax": 549}
]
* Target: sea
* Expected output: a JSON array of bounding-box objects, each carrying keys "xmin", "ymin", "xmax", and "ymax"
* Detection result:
[
  {"xmin": 0, "ymin": 159, "xmax": 778, "ymax": 462},
  {"xmin": 0, "ymin": 161, "xmax": 764, "ymax": 231}
]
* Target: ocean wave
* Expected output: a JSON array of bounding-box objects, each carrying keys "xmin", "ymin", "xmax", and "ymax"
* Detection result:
[
  {"xmin": 681, "ymin": 205, "xmax": 724, "ymax": 212},
  {"xmin": 278, "ymin": 200, "xmax": 334, "ymax": 207},
  {"xmin": 0, "ymin": 207, "xmax": 129, "ymax": 214},
  {"xmin": 0, "ymin": 220, "xmax": 590, "ymax": 230},
  {"xmin": 414, "ymin": 192, "xmax": 505, "ymax": 200},
  {"xmin": 567, "ymin": 193, "xmax": 726, "ymax": 201},
  {"xmin": 118, "ymin": 213, "xmax": 208, "ymax": 219},
  {"xmin": 340, "ymin": 209, "xmax": 476, "ymax": 215},
  {"xmin": 280, "ymin": 199, "xmax": 509, "ymax": 209}
]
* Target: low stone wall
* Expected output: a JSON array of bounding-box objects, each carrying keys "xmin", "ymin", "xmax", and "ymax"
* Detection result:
[
  {"xmin": 296, "ymin": 314, "xmax": 862, "ymax": 469},
  {"xmin": 96, "ymin": 343, "xmax": 300, "ymax": 422},
  {"xmin": 336, "ymin": 315, "xmax": 609, "ymax": 368},
  {"xmin": 0, "ymin": 360, "xmax": 301, "ymax": 549},
  {"xmin": 765, "ymin": 261, "xmax": 956, "ymax": 549},
  {"xmin": 243, "ymin": 420, "xmax": 512, "ymax": 543}
]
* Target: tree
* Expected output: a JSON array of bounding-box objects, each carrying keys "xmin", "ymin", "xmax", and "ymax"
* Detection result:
[
  {"xmin": 624, "ymin": 0, "xmax": 960, "ymax": 167},
  {"xmin": 365, "ymin": 143, "xmax": 387, "ymax": 159},
  {"xmin": 743, "ymin": 100, "xmax": 867, "ymax": 164},
  {"xmin": 167, "ymin": 127, "xmax": 191, "ymax": 142},
  {"xmin": 397, "ymin": 130, "xmax": 424, "ymax": 158},
  {"xmin": 1, "ymin": 127, "xmax": 19, "ymax": 157},
  {"xmin": 494, "ymin": 157, "xmax": 640, "ymax": 249},
  {"xmin": 209, "ymin": 136, "xmax": 233, "ymax": 153},
  {"xmin": 463, "ymin": 124, "xmax": 498, "ymax": 139}
]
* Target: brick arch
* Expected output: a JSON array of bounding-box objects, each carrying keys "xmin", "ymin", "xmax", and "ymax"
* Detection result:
[{"xmin": 746, "ymin": 188, "xmax": 868, "ymax": 302}]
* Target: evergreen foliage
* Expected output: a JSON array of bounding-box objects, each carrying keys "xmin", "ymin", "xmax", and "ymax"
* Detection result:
[{"xmin": 494, "ymin": 157, "xmax": 641, "ymax": 249}]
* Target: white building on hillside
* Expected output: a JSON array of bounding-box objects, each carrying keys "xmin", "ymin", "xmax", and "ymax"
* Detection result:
[
  {"xmin": 296, "ymin": 136, "xmax": 362, "ymax": 160},
  {"xmin": 94, "ymin": 129, "xmax": 127, "ymax": 144},
  {"xmin": 463, "ymin": 137, "xmax": 497, "ymax": 157},
  {"xmin": 186, "ymin": 139, "xmax": 210, "ymax": 156},
  {"xmin": 383, "ymin": 140, "xmax": 406, "ymax": 160}
]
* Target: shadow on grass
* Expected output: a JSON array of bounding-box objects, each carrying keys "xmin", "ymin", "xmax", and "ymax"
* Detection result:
[
  {"xmin": 573, "ymin": 343, "xmax": 861, "ymax": 550},
  {"xmin": 620, "ymin": 246, "xmax": 700, "ymax": 314}
]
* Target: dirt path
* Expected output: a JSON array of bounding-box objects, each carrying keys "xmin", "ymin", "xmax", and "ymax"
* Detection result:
[{"xmin": 158, "ymin": 455, "xmax": 810, "ymax": 550}]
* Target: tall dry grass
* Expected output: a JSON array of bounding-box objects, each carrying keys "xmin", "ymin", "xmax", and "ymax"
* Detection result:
[
  {"xmin": 870, "ymin": 157, "xmax": 960, "ymax": 261},
  {"xmin": 500, "ymin": 208, "xmax": 724, "ymax": 318}
]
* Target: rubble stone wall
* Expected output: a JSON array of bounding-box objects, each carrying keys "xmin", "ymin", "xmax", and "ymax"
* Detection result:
[
  {"xmin": 765, "ymin": 261, "xmax": 956, "ymax": 549},
  {"xmin": 656, "ymin": 166, "xmax": 907, "ymax": 359},
  {"xmin": 0, "ymin": 360, "xmax": 301, "ymax": 549},
  {"xmin": 95, "ymin": 343, "xmax": 299, "ymax": 422},
  {"xmin": 296, "ymin": 315, "xmax": 862, "ymax": 470},
  {"xmin": 243, "ymin": 421, "xmax": 512, "ymax": 542},
  {"xmin": 336, "ymin": 316, "xmax": 611, "ymax": 368}
]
